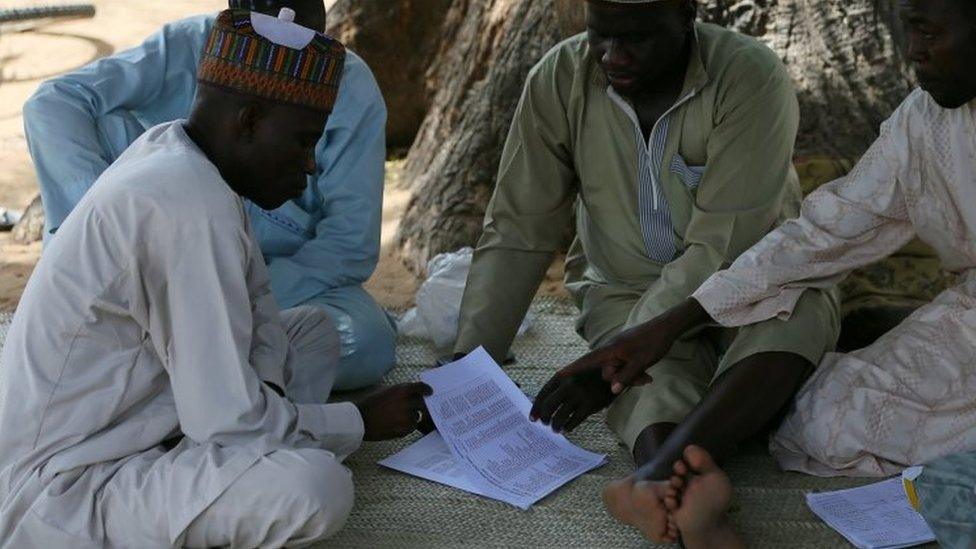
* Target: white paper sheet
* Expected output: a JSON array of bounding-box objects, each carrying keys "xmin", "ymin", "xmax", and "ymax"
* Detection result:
[
  {"xmin": 381, "ymin": 347, "xmax": 606, "ymax": 509},
  {"xmin": 379, "ymin": 431, "xmax": 494, "ymax": 497},
  {"xmin": 806, "ymin": 478, "xmax": 936, "ymax": 549}
]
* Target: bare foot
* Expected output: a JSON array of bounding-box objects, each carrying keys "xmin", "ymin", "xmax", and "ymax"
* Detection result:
[
  {"xmin": 664, "ymin": 445, "xmax": 743, "ymax": 549},
  {"xmin": 602, "ymin": 476, "xmax": 677, "ymax": 543}
]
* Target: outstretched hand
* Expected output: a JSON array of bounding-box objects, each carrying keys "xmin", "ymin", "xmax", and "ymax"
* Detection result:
[
  {"xmin": 355, "ymin": 382, "xmax": 433, "ymax": 441},
  {"xmin": 556, "ymin": 325, "xmax": 662, "ymax": 394},
  {"xmin": 557, "ymin": 298, "xmax": 710, "ymax": 394},
  {"xmin": 530, "ymin": 364, "xmax": 615, "ymax": 432}
]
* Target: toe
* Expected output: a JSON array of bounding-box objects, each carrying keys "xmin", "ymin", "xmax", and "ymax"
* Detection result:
[
  {"xmin": 684, "ymin": 445, "xmax": 718, "ymax": 474},
  {"xmin": 631, "ymin": 481, "xmax": 669, "ymax": 539},
  {"xmin": 664, "ymin": 494, "xmax": 679, "ymax": 511},
  {"xmin": 673, "ymin": 457, "xmax": 689, "ymax": 477}
]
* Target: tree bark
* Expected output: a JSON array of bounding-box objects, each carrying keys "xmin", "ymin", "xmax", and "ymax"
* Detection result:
[
  {"xmin": 326, "ymin": 0, "xmax": 453, "ymax": 150},
  {"xmin": 396, "ymin": 0, "xmax": 563, "ymax": 273},
  {"xmin": 395, "ymin": 0, "xmax": 912, "ymax": 273}
]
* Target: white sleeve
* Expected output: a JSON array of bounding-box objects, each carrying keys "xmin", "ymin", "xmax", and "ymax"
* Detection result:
[
  {"xmin": 134, "ymin": 208, "xmax": 363, "ymax": 458},
  {"xmin": 693, "ymin": 116, "xmax": 915, "ymax": 327}
]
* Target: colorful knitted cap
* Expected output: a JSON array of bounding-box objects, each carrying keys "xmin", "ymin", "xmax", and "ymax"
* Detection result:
[{"xmin": 197, "ymin": 8, "xmax": 345, "ymax": 113}]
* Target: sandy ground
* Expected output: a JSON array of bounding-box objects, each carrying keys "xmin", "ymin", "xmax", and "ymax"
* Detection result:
[{"xmin": 0, "ymin": 0, "xmax": 567, "ymax": 314}]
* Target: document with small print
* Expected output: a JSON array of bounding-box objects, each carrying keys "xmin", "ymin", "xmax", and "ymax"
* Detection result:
[
  {"xmin": 806, "ymin": 477, "xmax": 936, "ymax": 549},
  {"xmin": 379, "ymin": 430, "xmax": 494, "ymax": 498},
  {"xmin": 380, "ymin": 347, "xmax": 606, "ymax": 509}
]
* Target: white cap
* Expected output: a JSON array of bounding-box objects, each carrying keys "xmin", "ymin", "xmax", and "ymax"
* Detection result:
[{"xmin": 251, "ymin": 6, "xmax": 315, "ymax": 49}]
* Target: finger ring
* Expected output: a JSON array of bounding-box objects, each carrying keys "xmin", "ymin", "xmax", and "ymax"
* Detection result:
[{"xmin": 414, "ymin": 410, "xmax": 423, "ymax": 424}]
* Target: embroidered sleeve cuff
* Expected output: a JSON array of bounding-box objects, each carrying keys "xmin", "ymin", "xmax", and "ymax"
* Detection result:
[{"xmin": 693, "ymin": 273, "xmax": 804, "ymax": 327}]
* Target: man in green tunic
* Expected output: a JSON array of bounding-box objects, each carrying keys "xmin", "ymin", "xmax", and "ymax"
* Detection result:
[{"xmin": 452, "ymin": 0, "xmax": 839, "ymax": 536}]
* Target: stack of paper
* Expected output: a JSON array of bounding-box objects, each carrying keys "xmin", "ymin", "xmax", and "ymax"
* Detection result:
[
  {"xmin": 806, "ymin": 478, "xmax": 936, "ymax": 549},
  {"xmin": 380, "ymin": 431, "xmax": 494, "ymax": 497},
  {"xmin": 380, "ymin": 347, "xmax": 607, "ymax": 509}
]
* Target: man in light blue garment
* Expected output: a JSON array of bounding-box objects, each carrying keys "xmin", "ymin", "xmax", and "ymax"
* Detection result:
[{"xmin": 22, "ymin": 0, "xmax": 395, "ymax": 395}]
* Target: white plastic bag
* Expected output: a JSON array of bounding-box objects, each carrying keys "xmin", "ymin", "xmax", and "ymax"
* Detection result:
[
  {"xmin": 0, "ymin": 207, "xmax": 22, "ymax": 229},
  {"xmin": 398, "ymin": 247, "xmax": 532, "ymax": 349}
]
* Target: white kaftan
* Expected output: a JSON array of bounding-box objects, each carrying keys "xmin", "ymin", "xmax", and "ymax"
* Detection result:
[
  {"xmin": 694, "ymin": 89, "xmax": 976, "ymax": 477},
  {"xmin": 0, "ymin": 121, "xmax": 364, "ymax": 547}
]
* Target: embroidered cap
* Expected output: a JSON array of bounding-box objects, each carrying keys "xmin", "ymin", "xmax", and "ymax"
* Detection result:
[{"xmin": 197, "ymin": 8, "xmax": 345, "ymax": 113}]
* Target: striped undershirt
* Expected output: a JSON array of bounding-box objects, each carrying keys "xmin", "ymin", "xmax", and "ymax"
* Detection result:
[{"xmin": 606, "ymin": 86, "xmax": 682, "ymax": 263}]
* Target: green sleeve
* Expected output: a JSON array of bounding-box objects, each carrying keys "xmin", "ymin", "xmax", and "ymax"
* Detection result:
[
  {"xmin": 454, "ymin": 52, "xmax": 579, "ymax": 362},
  {"xmin": 627, "ymin": 50, "xmax": 801, "ymax": 326}
]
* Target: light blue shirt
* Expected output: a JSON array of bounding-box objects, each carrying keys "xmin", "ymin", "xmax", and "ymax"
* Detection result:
[{"xmin": 23, "ymin": 14, "xmax": 387, "ymax": 309}]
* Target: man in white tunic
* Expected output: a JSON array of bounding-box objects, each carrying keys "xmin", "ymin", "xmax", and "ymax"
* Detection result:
[
  {"xmin": 0, "ymin": 9, "xmax": 430, "ymax": 547},
  {"xmin": 570, "ymin": 0, "xmax": 976, "ymax": 544}
]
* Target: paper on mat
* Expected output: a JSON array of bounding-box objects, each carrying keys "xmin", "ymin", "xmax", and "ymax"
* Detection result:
[
  {"xmin": 806, "ymin": 477, "xmax": 935, "ymax": 549},
  {"xmin": 379, "ymin": 431, "xmax": 493, "ymax": 498},
  {"xmin": 382, "ymin": 347, "xmax": 606, "ymax": 509}
]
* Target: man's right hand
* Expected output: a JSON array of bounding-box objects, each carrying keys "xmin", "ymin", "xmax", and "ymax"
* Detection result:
[
  {"xmin": 530, "ymin": 366, "xmax": 615, "ymax": 432},
  {"xmin": 414, "ymin": 352, "xmax": 468, "ymax": 434},
  {"xmin": 355, "ymin": 382, "xmax": 433, "ymax": 441}
]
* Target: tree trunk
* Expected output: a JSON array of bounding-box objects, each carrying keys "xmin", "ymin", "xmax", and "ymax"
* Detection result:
[
  {"xmin": 326, "ymin": 0, "xmax": 453, "ymax": 151},
  {"xmin": 395, "ymin": 0, "xmax": 563, "ymax": 273},
  {"xmin": 394, "ymin": 0, "xmax": 912, "ymax": 273}
]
